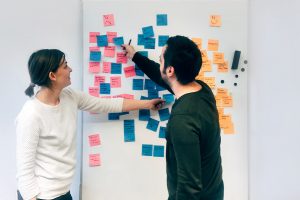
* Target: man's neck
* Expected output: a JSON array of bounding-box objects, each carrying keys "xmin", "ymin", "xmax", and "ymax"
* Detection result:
[{"xmin": 170, "ymin": 81, "xmax": 202, "ymax": 99}]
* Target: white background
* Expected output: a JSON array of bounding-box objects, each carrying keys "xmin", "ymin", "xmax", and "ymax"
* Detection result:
[{"xmin": 0, "ymin": 0, "xmax": 299, "ymax": 200}]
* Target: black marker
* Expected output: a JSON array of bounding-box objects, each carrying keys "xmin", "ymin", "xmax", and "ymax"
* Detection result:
[{"xmin": 124, "ymin": 39, "xmax": 132, "ymax": 56}]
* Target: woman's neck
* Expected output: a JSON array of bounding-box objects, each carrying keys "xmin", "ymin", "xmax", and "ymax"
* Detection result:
[{"xmin": 36, "ymin": 87, "xmax": 61, "ymax": 106}]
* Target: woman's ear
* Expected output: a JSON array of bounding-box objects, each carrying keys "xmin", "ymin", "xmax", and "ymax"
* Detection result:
[{"xmin": 49, "ymin": 72, "xmax": 56, "ymax": 81}]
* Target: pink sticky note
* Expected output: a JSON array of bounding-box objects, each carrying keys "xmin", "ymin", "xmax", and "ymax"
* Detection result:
[
  {"xmin": 89, "ymin": 154, "xmax": 101, "ymax": 167},
  {"xmin": 94, "ymin": 75, "xmax": 105, "ymax": 86},
  {"xmin": 114, "ymin": 94, "xmax": 134, "ymax": 99},
  {"xmin": 116, "ymin": 52, "xmax": 128, "ymax": 64},
  {"xmin": 102, "ymin": 62, "xmax": 111, "ymax": 73},
  {"xmin": 123, "ymin": 66, "xmax": 136, "ymax": 78},
  {"xmin": 104, "ymin": 46, "xmax": 116, "ymax": 57},
  {"xmin": 89, "ymin": 46, "xmax": 100, "ymax": 51},
  {"xmin": 103, "ymin": 14, "xmax": 115, "ymax": 26},
  {"xmin": 107, "ymin": 32, "xmax": 117, "ymax": 43},
  {"xmin": 89, "ymin": 87, "xmax": 99, "ymax": 97},
  {"xmin": 89, "ymin": 32, "xmax": 100, "ymax": 43},
  {"xmin": 89, "ymin": 62, "xmax": 100, "ymax": 73},
  {"xmin": 88, "ymin": 134, "xmax": 101, "ymax": 146},
  {"xmin": 110, "ymin": 76, "xmax": 121, "ymax": 88}
]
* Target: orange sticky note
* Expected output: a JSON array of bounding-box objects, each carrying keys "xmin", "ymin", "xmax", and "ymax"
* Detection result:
[
  {"xmin": 216, "ymin": 88, "xmax": 228, "ymax": 97},
  {"xmin": 102, "ymin": 62, "xmax": 111, "ymax": 73},
  {"xmin": 203, "ymin": 77, "xmax": 216, "ymax": 89},
  {"xmin": 89, "ymin": 62, "xmax": 100, "ymax": 73},
  {"xmin": 192, "ymin": 38, "xmax": 202, "ymax": 49},
  {"xmin": 94, "ymin": 75, "xmax": 105, "ymax": 86},
  {"xmin": 218, "ymin": 61, "xmax": 229, "ymax": 72},
  {"xmin": 222, "ymin": 95, "xmax": 233, "ymax": 107},
  {"xmin": 89, "ymin": 32, "xmax": 100, "ymax": 43},
  {"xmin": 110, "ymin": 76, "xmax": 121, "ymax": 88},
  {"xmin": 89, "ymin": 154, "xmax": 101, "ymax": 167},
  {"xmin": 207, "ymin": 39, "xmax": 219, "ymax": 51},
  {"xmin": 124, "ymin": 66, "xmax": 136, "ymax": 78},
  {"xmin": 210, "ymin": 15, "xmax": 221, "ymax": 27},
  {"xmin": 104, "ymin": 46, "xmax": 116, "ymax": 57},
  {"xmin": 103, "ymin": 14, "xmax": 115, "ymax": 26},
  {"xmin": 88, "ymin": 134, "xmax": 101, "ymax": 146},
  {"xmin": 223, "ymin": 122, "xmax": 235, "ymax": 134},
  {"xmin": 201, "ymin": 50, "xmax": 209, "ymax": 62},
  {"xmin": 201, "ymin": 60, "xmax": 212, "ymax": 72},
  {"xmin": 219, "ymin": 114, "xmax": 232, "ymax": 129},
  {"xmin": 195, "ymin": 70, "xmax": 205, "ymax": 80},
  {"xmin": 107, "ymin": 31, "xmax": 117, "ymax": 43},
  {"xmin": 215, "ymin": 95, "xmax": 222, "ymax": 107},
  {"xmin": 89, "ymin": 87, "xmax": 99, "ymax": 97},
  {"xmin": 213, "ymin": 52, "xmax": 225, "ymax": 64},
  {"xmin": 116, "ymin": 52, "xmax": 127, "ymax": 64}
]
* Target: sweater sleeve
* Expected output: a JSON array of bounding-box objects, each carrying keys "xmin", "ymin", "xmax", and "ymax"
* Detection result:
[
  {"xmin": 169, "ymin": 115, "xmax": 203, "ymax": 200},
  {"xmin": 132, "ymin": 52, "xmax": 174, "ymax": 94},
  {"xmin": 16, "ymin": 114, "xmax": 40, "ymax": 200},
  {"xmin": 69, "ymin": 89, "xmax": 124, "ymax": 113}
]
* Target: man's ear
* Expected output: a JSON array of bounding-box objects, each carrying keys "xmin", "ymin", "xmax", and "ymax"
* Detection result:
[
  {"xmin": 49, "ymin": 72, "xmax": 56, "ymax": 81},
  {"xmin": 167, "ymin": 66, "xmax": 175, "ymax": 77}
]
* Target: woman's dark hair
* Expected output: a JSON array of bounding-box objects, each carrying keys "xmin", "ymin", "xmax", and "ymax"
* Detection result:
[
  {"xmin": 25, "ymin": 49, "xmax": 65, "ymax": 97},
  {"xmin": 163, "ymin": 35, "xmax": 202, "ymax": 85}
]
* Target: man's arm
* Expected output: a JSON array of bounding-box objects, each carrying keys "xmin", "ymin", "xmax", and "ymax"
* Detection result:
[
  {"xmin": 123, "ymin": 45, "xmax": 173, "ymax": 94},
  {"xmin": 169, "ymin": 115, "xmax": 203, "ymax": 200}
]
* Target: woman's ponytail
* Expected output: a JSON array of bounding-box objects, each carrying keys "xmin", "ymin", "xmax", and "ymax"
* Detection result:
[{"xmin": 24, "ymin": 83, "xmax": 36, "ymax": 97}]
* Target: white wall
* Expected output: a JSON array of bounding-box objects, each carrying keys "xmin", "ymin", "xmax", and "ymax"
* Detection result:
[
  {"xmin": 249, "ymin": 0, "xmax": 300, "ymax": 199},
  {"xmin": 0, "ymin": 0, "xmax": 82, "ymax": 199},
  {"xmin": 1, "ymin": 0, "xmax": 300, "ymax": 199}
]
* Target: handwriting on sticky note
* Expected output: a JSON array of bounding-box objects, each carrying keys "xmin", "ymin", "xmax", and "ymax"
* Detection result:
[
  {"xmin": 89, "ymin": 62, "xmax": 100, "ymax": 73},
  {"xmin": 124, "ymin": 66, "xmax": 136, "ymax": 78},
  {"xmin": 110, "ymin": 76, "xmax": 121, "ymax": 88},
  {"xmin": 102, "ymin": 62, "xmax": 111, "ymax": 73},
  {"xmin": 218, "ymin": 61, "xmax": 229, "ymax": 72},
  {"xmin": 103, "ymin": 14, "xmax": 115, "ymax": 26},
  {"xmin": 89, "ymin": 32, "xmax": 100, "ymax": 43},
  {"xmin": 89, "ymin": 87, "xmax": 99, "ymax": 97},
  {"xmin": 116, "ymin": 52, "xmax": 127, "ymax": 64},
  {"xmin": 107, "ymin": 31, "xmax": 117, "ymax": 43},
  {"xmin": 88, "ymin": 134, "xmax": 101, "ymax": 146},
  {"xmin": 210, "ymin": 15, "xmax": 221, "ymax": 27},
  {"xmin": 104, "ymin": 46, "xmax": 116, "ymax": 57},
  {"xmin": 94, "ymin": 75, "xmax": 105, "ymax": 86},
  {"xmin": 207, "ymin": 39, "xmax": 219, "ymax": 51},
  {"xmin": 213, "ymin": 52, "xmax": 225, "ymax": 64},
  {"xmin": 89, "ymin": 154, "xmax": 101, "ymax": 167}
]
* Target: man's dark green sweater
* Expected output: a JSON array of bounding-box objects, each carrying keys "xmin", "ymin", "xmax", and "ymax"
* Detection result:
[{"xmin": 133, "ymin": 52, "xmax": 224, "ymax": 200}]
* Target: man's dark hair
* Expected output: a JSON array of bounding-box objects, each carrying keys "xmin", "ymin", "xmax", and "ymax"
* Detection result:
[
  {"xmin": 25, "ymin": 49, "xmax": 65, "ymax": 97},
  {"xmin": 163, "ymin": 35, "xmax": 202, "ymax": 84}
]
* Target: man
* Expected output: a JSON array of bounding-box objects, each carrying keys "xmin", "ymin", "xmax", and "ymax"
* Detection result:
[{"xmin": 123, "ymin": 35, "xmax": 223, "ymax": 200}]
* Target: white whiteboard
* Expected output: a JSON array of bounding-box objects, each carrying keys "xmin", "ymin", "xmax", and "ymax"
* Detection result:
[{"xmin": 82, "ymin": 1, "xmax": 248, "ymax": 200}]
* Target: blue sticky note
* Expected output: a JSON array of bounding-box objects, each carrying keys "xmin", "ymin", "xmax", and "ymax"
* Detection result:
[
  {"xmin": 135, "ymin": 66, "xmax": 144, "ymax": 76},
  {"xmin": 142, "ymin": 26, "xmax": 154, "ymax": 38},
  {"xmin": 163, "ymin": 94, "xmax": 175, "ymax": 103},
  {"xmin": 140, "ymin": 96, "xmax": 150, "ymax": 100},
  {"xmin": 153, "ymin": 145, "xmax": 165, "ymax": 157},
  {"xmin": 148, "ymin": 89, "xmax": 159, "ymax": 99},
  {"xmin": 108, "ymin": 113, "xmax": 120, "ymax": 120},
  {"xmin": 142, "ymin": 144, "xmax": 153, "ymax": 156},
  {"xmin": 158, "ymin": 108, "xmax": 170, "ymax": 121},
  {"xmin": 111, "ymin": 63, "xmax": 122, "ymax": 74},
  {"xmin": 159, "ymin": 126, "xmax": 166, "ymax": 138},
  {"xmin": 113, "ymin": 36, "xmax": 124, "ymax": 46},
  {"xmin": 157, "ymin": 14, "xmax": 168, "ymax": 26},
  {"xmin": 158, "ymin": 35, "xmax": 169, "ymax": 47},
  {"xmin": 90, "ymin": 51, "xmax": 101, "ymax": 61},
  {"xmin": 132, "ymin": 79, "xmax": 144, "ymax": 90},
  {"xmin": 156, "ymin": 84, "xmax": 167, "ymax": 91},
  {"xmin": 124, "ymin": 120, "xmax": 135, "ymax": 142},
  {"xmin": 100, "ymin": 83, "xmax": 111, "ymax": 94},
  {"xmin": 144, "ymin": 79, "xmax": 156, "ymax": 90},
  {"xmin": 144, "ymin": 38, "xmax": 155, "ymax": 49},
  {"xmin": 139, "ymin": 109, "xmax": 150, "ymax": 121},
  {"xmin": 138, "ymin": 51, "xmax": 148, "ymax": 57},
  {"xmin": 97, "ymin": 35, "xmax": 108, "ymax": 47},
  {"xmin": 137, "ymin": 34, "xmax": 145, "ymax": 45},
  {"xmin": 146, "ymin": 118, "xmax": 159, "ymax": 132}
]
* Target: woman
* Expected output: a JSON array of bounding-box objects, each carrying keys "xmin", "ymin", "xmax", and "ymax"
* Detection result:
[{"xmin": 16, "ymin": 49, "xmax": 164, "ymax": 200}]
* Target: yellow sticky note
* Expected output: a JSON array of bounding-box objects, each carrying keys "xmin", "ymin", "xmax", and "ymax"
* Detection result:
[
  {"xmin": 192, "ymin": 38, "xmax": 202, "ymax": 49},
  {"xmin": 207, "ymin": 39, "xmax": 219, "ymax": 51},
  {"xmin": 202, "ymin": 60, "xmax": 212, "ymax": 72},
  {"xmin": 210, "ymin": 15, "xmax": 222, "ymax": 27},
  {"xmin": 215, "ymin": 95, "xmax": 222, "ymax": 107},
  {"xmin": 213, "ymin": 52, "xmax": 224, "ymax": 64},
  {"xmin": 201, "ymin": 50, "xmax": 209, "ymax": 62},
  {"xmin": 218, "ymin": 61, "xmax": 229, "ymax": 73},
  {"xmin": 203, "ymin": 77, "xmax": 216, "ymax": 89},
  {"xmin": 216, "ymin": 88, "xmax": 228, "ymax": 97},
  {"xmin": 219, "ymin": 114, "xmax": 231, "ymax": 129}
]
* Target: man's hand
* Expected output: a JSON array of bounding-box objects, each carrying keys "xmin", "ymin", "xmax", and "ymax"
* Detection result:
[{"xmin": 122, "ymin": 44, "xmax": 137, "ymax": 59}]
